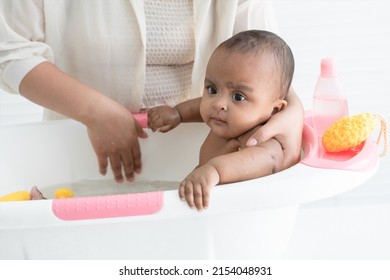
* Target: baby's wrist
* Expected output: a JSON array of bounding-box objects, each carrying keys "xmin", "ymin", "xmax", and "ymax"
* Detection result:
[{"xmin": 204, "ymin": 162, "xmax": 221, "ymax": 182}]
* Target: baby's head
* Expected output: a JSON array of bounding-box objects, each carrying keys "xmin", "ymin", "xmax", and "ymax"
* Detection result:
[
  {"xmin": 200, "ymin": 30, "xmax": 294, "ymax": 139},
  {"xmin": 218, "ymin": 30, "xmax": 294, "ymax": 100}
]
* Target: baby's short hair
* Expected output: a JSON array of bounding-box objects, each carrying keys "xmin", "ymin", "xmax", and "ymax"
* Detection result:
[{"xmin": 218, "ymin": 30, "xmax": 294, "ymax": 99}]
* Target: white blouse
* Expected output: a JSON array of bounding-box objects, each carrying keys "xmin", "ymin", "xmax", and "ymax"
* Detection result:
[
  {"xmin": 143, "ymin": 0, "xmax": 195, "ymax": 108},
  {"xmin": 0, "ymin": 0, "xmax": 279, "ymax": 119}
]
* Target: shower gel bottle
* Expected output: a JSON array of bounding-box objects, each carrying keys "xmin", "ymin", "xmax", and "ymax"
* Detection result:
[{"xmin": 312, "ymin": 58, "xmax": 349, "ymax": 137}]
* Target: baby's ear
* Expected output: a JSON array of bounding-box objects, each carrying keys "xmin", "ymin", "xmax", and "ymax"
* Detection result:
[{"xmin": 272, "ymin": 99, "xmax": 287, "ymax": 114}]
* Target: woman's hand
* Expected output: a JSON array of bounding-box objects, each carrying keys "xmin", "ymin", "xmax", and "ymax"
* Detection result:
[
  {"xmin": 245, "ymin": 88, "xmax": 304, "ymax": 168},
  {"xmin": 87, "ymin": 101, "xmax": 148, "ymax": 183}
]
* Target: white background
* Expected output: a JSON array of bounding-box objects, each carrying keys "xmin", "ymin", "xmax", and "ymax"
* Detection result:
[
  {"xmin": 1, "ymin": 0, "xmax": 389, "ymax": 259},
  {"xmin": 272, "ymin": 0, "xmax": 390, "ymax": 259}
]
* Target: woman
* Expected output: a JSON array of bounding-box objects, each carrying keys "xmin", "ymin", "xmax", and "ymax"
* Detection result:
[{"xmin": 0, "ymin": 0, "xmax": 303, "ymax": 183}]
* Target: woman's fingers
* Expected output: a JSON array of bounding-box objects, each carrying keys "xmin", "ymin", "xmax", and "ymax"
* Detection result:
[{"xmin": 87, "ymin": 112, "xmax": 147, "ymax": 183}]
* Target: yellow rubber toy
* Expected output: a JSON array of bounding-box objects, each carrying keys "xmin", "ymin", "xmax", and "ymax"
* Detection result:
[
  {"xmin": 55, "ymin": 188, "xmax": 74, "ymax": 199},
  {"xmin": 0, "ymin": 191, "xmax": 30, "ymax": 202},
  {"xmin": 322, "ymin": 113, "xmax": 387, "ymax": 156}
]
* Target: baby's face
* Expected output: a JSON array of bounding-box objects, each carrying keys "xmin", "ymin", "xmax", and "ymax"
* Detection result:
[{"xmin": 200, "ymin": 48, "xmax": 283, "ymax": 139}]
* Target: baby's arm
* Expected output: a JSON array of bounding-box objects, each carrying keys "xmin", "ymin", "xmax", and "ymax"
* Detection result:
[
  {"xmin": 147, "ymin": 97, "xmax": 203, "ymax": 132},
  {"xmin": 210, "ymin": 139, "xmax": 285, "ymax": 183},
  {"xmin": 179, "ymin": 136, "xmax": 285, "ymax": 211}
]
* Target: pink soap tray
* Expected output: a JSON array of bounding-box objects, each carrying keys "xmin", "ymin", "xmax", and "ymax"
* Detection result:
[{"xmin": 301, "ymin": 111, "xmax": 379, "ymax": 171}]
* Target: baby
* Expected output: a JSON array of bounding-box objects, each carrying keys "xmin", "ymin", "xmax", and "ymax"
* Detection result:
[{"xmin": 148, "ymin": 30, "xmax": 296, "ymax": 211}]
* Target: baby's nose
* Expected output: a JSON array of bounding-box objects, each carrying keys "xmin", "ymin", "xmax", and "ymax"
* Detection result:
[{"xmin": 213, "ymin": 97, "xmax": 227, "ymax": 111}]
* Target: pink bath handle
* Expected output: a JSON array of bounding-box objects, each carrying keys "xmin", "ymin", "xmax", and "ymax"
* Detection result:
[
  {"xmin": 133, "ymin": 113, "xmax": 148, "ymax": 128},
  {"xmin": 52, "ymin": 191, "xmax": 163, "ymax": 220}
]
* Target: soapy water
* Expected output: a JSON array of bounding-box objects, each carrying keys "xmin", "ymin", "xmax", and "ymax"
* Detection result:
[{"xmin": 40, "ymin": 179, "xmax": 179, "ymax": 199}]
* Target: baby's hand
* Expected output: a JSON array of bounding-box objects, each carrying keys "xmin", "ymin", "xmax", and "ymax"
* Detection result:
[
  {"xmin": 147, "ymin": 106, "xmax": 182, "ymax": 132},
  {"xmin": 179, "ymin": 164, "xmax": 220, "ymax": 211}
]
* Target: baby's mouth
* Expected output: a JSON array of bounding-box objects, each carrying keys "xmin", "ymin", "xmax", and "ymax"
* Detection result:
[{"xmin": 210, "ymin": 116, "xmax": 227, "ymax": 125}]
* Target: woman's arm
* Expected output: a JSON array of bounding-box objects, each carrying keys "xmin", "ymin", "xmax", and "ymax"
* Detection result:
[
  {"xmin": 19, "ymin": 61, "xmax": 147, "ymax": 182},
  {"xmin": 246, "ymin": 87, "xmax": 304, "ymax": 169}
]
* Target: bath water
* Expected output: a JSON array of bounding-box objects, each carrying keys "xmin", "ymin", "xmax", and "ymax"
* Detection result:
[{"xmin": 40, "ymin": 179, "xmax": 179, "ymax": 199}]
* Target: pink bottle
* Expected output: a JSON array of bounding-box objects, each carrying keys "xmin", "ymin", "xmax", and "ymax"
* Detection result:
[{"xmin": 312, "ymin": 58, "xmax": 349, "ymax": 137}]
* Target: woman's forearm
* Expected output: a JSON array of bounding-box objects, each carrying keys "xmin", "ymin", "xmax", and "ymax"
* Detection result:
[
  {"xmin": 281, "ymin": 87, "xmax": 304, "ymax": 167},
  {"xmin": 19, "ymin": 61, "xmax": 113, "ymax": 126},
  {"xmin": 285, "ymin": 87, "xmax": 304, "ymax": 120},
  {"xmin": 18, "ymin": 61, "xmax": 147, "ymax": 183}
]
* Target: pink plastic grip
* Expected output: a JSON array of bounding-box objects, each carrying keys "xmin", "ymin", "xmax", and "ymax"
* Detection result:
[
  {"xmin": 52, "ymin": 192, "xmax": 163, "ymax": 220},
  {"xmin": 133, "ymin": 113, "xmax": 148, "ymax": 128}
]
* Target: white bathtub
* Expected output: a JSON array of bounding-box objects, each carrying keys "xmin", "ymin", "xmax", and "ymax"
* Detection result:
[{"xmin": 0, "ymin": 113, "xmax": 379, "ymax": 259}]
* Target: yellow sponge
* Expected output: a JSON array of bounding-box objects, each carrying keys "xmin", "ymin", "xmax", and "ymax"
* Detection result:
[{"xmin": 322, "ymin": 113, "xmax": 387, "ymax": 155}]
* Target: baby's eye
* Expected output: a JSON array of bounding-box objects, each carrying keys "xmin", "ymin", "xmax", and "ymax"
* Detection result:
[
  {"xmin": 232, "ymin": 92, "xmax": 246, "ymax": 102},
  {"xmin": 207, "ymin": 86, "xmax": 217, "ymax": 95}
]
